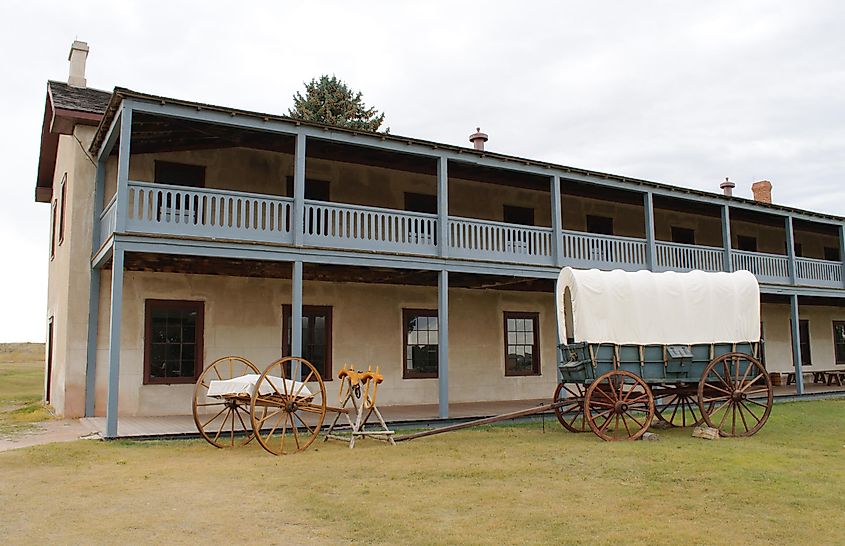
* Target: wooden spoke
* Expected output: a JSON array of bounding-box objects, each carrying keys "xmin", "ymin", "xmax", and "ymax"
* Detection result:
[
  {"xmin": 654, "ymin": 387, "xmax": 704, "ymax": 428},
  {"xmin": 698, "ymin": 352, "xmax": 772, "ymax": 437},
  {"xmin": 553, "ymin": 383, "xmax": 589, "ymax": 433},
  {"xmin": 585, "ymin": 370, "xmax": 654, "ymax": 441},
  {"xmin": 250, "ymin": 356, "xmax": 327, "ymax": 455}
]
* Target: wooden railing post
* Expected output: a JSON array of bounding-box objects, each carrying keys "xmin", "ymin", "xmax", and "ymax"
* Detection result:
[
  {"xmin": 643, "ymin": 192, "xmax": 656, "ymax": 271},
  {"xmin": 721, "ymin": 205, "xmax": 733, "ymax": 272},
  {"xmin": 438, "ymin": 156, "xmax": 449, "ymax": 257},
  {"xmin": 293, "ymin": 133, "xmax": 306, "ymax": 247},
  {"xmin": 785, "ymin": 216, "xmax": 797, "ymax": 285},
  {"xmin": 551, "ymin": 175, "xmax": 564, "ymax": 267}
]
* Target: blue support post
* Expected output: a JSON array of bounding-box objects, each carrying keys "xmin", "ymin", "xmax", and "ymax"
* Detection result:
[
  {"xmin": 114, "ymin": 105, "xmax": 132, "ymax": 233},
  {"xmin": 84, "ymin": 159, "xmax": 107, "ymax": 417},
  {"xmin": 437, "ymin": 156, "xmax": 449, "ymax": 257},
  {"xmin": 293, "ymin": 133, "xmax": 306, "ymax": 247},
  {"xmin": 105, "ymin": 245, "xmax": 125, "ymax": 438},
  {"xmin": 839, "ymin": 224, "xmax": 845, "ymax": 289},
  {"xmin": 438, "ymin": 269, "xmax": 449, "ymax": 418},
  {"xmin": 291, "ymin": 260, "xmax": 303, "ymax": 381},
  {"xmin": 721, "ymin": 205, "xmax": 733, "ymax": 272},
  {"xmin": 551, "ymin": 175, "xmax": 564, "ymax": 267},
  {"xmin": 789, "ymin": 294, "xmax": 804, "ymax": 395},
  {"xmin": 643, "ymin": 192, "xmax": 656, "ymax": 270},
  {"xmin": 785, "ymin": 216, "xmax": 797, "ymax": 285}
]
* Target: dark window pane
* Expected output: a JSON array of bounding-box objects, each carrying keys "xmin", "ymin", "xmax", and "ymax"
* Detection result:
[
  {"xmin": 404, "ymin": 310, "xmax": 438, "ymax": 378},
  {"xmin": 504, "ymin": 313, "xmax": 540, "ymax": 376},
  {"xmin": 146, "ymin": 301, "xmax": 203, "ymax": 382}
]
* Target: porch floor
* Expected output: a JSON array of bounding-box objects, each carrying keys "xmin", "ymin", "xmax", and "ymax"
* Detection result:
[{"xmin": 79, "ymin": 385, "xmax": 845, "ymax": 439}]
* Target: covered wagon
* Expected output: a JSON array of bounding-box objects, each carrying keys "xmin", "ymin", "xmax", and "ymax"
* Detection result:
[{"xmin": 552, "ymin": 267, "xmax": 773, "ymax": 441}]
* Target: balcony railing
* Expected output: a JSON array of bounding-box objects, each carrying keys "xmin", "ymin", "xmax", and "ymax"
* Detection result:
[
  {"xmin": 107, "ymin": 182, "xmax": 844, "ymax": 289},
  {"xmin": 655, "ymin": 241, "xmax": 724, "ymax": 273},
  {"xmin": 796, "ymin": 256, "xmax": 843, "ymax": 288},
  {"xmin": 303, "ymin": 200, "xmax": 438, "ymax": 255},
  {"xmin": 449, "ymin": 217, "xmax": 554, "ymax": 265},
  {"xmin": 99, "ymin": 195, "xmax": 118, "ymax": 247},
  {"xmin": 561, "ymin": 230, "xmax": 647, "ymax": 271}
]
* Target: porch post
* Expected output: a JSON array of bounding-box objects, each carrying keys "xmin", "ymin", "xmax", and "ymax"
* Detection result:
[
  {"xmin": 839, "ymin": 224, "xmax": 845, "ymax": 289},
  {"xmin": 105, "ymin": 244, "xmax": 125, "ymax": 438},
  {"xmin": 438, "ymin": 269, "xmax": 449, "ymax": 418},
  {"xmin": 85, "ymin": 159, "xmax": 107, "ymax": 417},
  {"xmin": 785, "ymin": 216, "xmax": 797, "ymax": 285},
  {"xmin": 114, "ymin": 104, "xmax": 132, "ymax": 233},
  {"xmin": 789, "ymin": 294, "xmax": 804, "ymax": 395},
  {"xmin": 437, "ymin": 156, "xmax": 449, "ymax": 257},
  {"xmin": 291, "ymin": 259, "xmax": 304, "ymax": 382},
  {"xmin": 721, "ymin": 205, "xmax": 733, "ymax": 272},
  {"xmin": 643, "ymin": 192, "xmax": 656, "ymax": 270},
  {"xmin": 293, "ymin": 133, "xmax": 306, "ymax": 247},
  {"xmin": 551, "ymin": 175, "xmax": 564, "ymax": 267}
]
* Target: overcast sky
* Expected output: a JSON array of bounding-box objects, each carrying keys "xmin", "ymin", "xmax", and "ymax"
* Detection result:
[{"xmin": 1, "ymin": 1, "xmax": 843, "ymax": 342}]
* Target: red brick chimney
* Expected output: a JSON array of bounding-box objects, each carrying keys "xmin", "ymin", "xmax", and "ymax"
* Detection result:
[
  {"xmin": 751, "ymin": 180, "xmax": 773, "ymax": 204},
  {"xmin": 469, "ymin": 127, "xmax": 488, "ymax": 151}
]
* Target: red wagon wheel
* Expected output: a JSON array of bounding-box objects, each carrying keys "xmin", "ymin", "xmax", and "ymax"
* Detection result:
[
  {"xmin": 584, "ymin": 370, "xmax": 654, "ymax": 441},
  {"xmin": 553, "ymin": 382, "xmax": 589, "ymax": 433},
  {"xmin": 193, "ymin": 356, "xmax": 261, "ymax": 448},
  {"xmin": 250, "ymin": 357, "xmax": 327, "ymax": 455},
  {"xmin": 697, "ymin": 352, "xmax": 773, "ymax": 437}
]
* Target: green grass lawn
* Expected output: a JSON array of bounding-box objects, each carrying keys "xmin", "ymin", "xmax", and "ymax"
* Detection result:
[
  {"xmin": 1, "ymin": 398, "xmax": 844, "ymax": 545},
  {"xmin": 0, "ymin": 354, "xmax": 51, "ymax": 437}
]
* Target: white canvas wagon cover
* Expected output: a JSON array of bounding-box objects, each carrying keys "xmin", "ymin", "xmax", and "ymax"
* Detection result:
[{"xmin": 556, "ymin": 267, "xmax": 760, "ymax": 345}]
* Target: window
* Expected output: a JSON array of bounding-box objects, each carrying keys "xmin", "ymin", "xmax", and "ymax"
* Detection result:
[
  {"xmin": 789, "ymin": 319, "xmax": 812, "ymax": 368},
  {"xmin": 49, "ymin": 200, "xmax": 57, "ymax": 259},
  {"xmin": 58, "ymin": 173, "xmax": 67, "ymax": 245},
  {"xmin": 737, "ymin": 235, "xmax": 757, "ymax": 252},
  {"xmin": 824, "ymin": 247, "xmax": 840, "ymax": 262},
  {"xmin": 144, "ymin": 300, "xmax": 204, "ymax": 384},
  {"xmin": 586, "ymin": 215, "xmax": 614, "ymax": 235},
  {"xmin": 154, "ymin": 161, "xmax": 206, "ymax": 187},
  {"xmin": 503, "ymin": 205, "xmax": 535, "ymax": 226},
  {"xmin": 286, "ymin": 177, "xmax": 331, "ymax": 201},
  {"xmin": 504, "ymin": 312, "xmax": 541, "ymax": 376},
  {"xmin": 46, "ymin": 317, "xmax": 54, "ymax": 403},
  {"xmin": 671, "ymin": 226, "xmax": 695, "ymax": 245},
  {"xmin": 282, "ymin": 305, "xmax": 333, "ymax": 381},
  {"xmin": 405, "ymin": 192, "xmax": 437, "ymax": 214},
  {"xmin": 403, "ymin": 309, "xmax": 438, "ymax": 378},
  {"xmin": 834, "ymin": 322, "xmax": 845, "ymax": 365}
]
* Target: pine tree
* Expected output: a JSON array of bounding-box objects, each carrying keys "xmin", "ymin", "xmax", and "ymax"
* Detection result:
[{"xmin": 288, "ymin": 75, "xmax": 387, "ymax": 132}]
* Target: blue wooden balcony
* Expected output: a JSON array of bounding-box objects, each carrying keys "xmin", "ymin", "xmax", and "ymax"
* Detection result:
[{"xmin": 97, "ymin": 181, "xmax": 844, "ymax": 290}]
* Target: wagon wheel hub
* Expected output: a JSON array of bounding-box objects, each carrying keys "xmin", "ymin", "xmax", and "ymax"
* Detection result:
[
  {"xmin": 615, "ymin": 401, "xmax": 629, "ymax": 413},
  {"xmin": 285, "ymin": 399, "xmax": 298, "ymax": 412},
  {"xmin": 731, "ymin": 391, "xmax": 747, "ymax": 402}
]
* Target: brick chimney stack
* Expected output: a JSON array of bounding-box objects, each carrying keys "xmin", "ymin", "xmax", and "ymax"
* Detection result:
[
  {"xmin": 68, "ymin": 40, "xmax": 89, "ymax": 88},
  {"xmin": 751, "ymin": 180, "xmax": 773, "ymax": 204},
  {"xmin": 469, "ymin": 127, "xmax": 488, "ymax": 151},
  {"xmin": 720, "ymin": 177, "xmax": 735, "ymax": 197}
]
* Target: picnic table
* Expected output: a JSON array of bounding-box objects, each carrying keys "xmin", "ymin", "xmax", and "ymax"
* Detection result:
[{"xmin": 784, "ymin": 369, "xmax": 845, "ymax": 386}]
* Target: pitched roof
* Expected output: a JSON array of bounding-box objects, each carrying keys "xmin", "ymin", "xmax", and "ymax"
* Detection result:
[{"xmin": 47, "ymin": 80, "xmax": 111, "ymax": 114}]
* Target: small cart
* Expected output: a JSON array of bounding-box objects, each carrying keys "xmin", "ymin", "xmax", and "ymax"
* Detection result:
[
  {"xmin": 192, "ymin": 356, "xmax": 392, "ymax": 455},
  {"xmin": 552, "ymin": 267, "xmax": 773, "ymax": 441}
]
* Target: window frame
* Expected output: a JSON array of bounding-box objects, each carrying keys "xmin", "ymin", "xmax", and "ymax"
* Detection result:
[
  {"xmin": 402, "ymin": 308, "xmax": 439, "ymax": 379},
  {"xmin": 143, "ymin": 299, "xmax": 205, "ymax": 385},
  {"xmin": 503, "ymin": 311, "xmax": 541, "ymax": 377},
  {"xmin": 281, "ymin": 305, "xmax": 333, "ymax": 382},
  {"xmin": 49, "ymin": 199, "xmax": 57, "ymax": 260},
  {"xmin": 58, "ymin": 173, "xmax": 67, "ymax": 245},
  {"xmin": 833, "ymin": 321, "xmax": 845, "ymax": 365}
]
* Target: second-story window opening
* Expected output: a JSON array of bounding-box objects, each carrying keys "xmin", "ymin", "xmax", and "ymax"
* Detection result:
[
  {"xmin": 671, "ymin": 226, "xmax": 695, "ymax": 245},
  {"xmin": 586, "ymin": 215, "xmax": 614, "ymax": 236},
  {"xmin": 737, "ymin": 235, "xmax": 757, "ymax": 252},
  {"xmin": 503, "ymin": 205, "xmax": 535, "ymax": 226}
]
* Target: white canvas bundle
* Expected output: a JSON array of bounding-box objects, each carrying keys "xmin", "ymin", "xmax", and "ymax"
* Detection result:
[
  {"xmin": 555, "ymin": 267, "xmax": 760, "ymax": 345},
  {"xmin": 206, "ymin": 373, "xmax": 313, "ymax": 398}
]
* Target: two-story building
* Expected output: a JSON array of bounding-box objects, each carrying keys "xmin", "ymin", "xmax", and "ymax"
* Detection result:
[{"xmin": 37, "ymin": 43, "xmax": 845, "ymax": 437}]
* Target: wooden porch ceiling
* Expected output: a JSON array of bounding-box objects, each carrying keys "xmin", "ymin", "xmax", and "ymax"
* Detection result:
[
  {"xmin": 122, "ymin": 253, "xmax": 555, "ymax": 292},
  {"xmin": 127, "ymin": 114, "xmax": 552, "ymax": 192}
]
